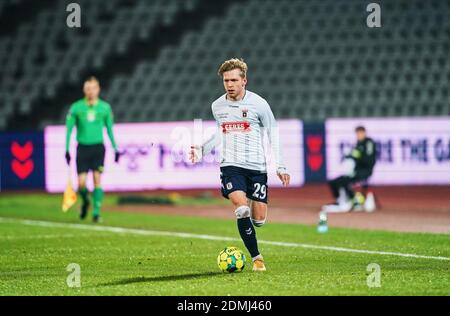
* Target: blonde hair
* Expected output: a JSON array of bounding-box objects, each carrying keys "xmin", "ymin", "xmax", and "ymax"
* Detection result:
[{"xmin": 218, "ymin": 58, "xmax": 248, "ymax": 78}]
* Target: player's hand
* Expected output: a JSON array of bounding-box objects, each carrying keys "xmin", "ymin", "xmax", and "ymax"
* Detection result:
[
  {"xmin": 65, "ymin": 152, "xmax": 71, "ymax": 165},
  {"xmin": 190, "ymin": 145, "xmax": 201, "ymax": 163},
  {"xmin": 277, "ymin": 172, "xmax": 290, "ymax": 187},
  {"xmin": 114, "ymin": 151, "xmax": 121, "ymax": 163},
  {"xmin": 351, "ymin": 149, "xmax": 361, "ymax": 159}
]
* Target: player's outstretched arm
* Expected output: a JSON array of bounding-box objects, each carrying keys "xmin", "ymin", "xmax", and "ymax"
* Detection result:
[
  {"xmin": 260, "ymin": 101, "xmax": 290, "ymax": 187},
  {"xmin": 190, "ymin": 122, "xmax": 221, "ymax": 164}
]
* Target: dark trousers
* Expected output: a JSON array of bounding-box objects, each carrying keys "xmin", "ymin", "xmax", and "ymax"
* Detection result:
[{"xmin": 329, "ymin": 170, "xmax": 372, "ymax": 200}]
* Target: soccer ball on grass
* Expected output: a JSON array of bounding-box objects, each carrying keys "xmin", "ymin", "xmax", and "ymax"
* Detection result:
[{"xmin": 217, "ymin": 247, "xmax": 246, "ymax": 273}]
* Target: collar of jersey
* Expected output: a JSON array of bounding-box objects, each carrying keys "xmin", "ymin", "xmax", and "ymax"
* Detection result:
[
  {"xmin": 83, "ymin": 98, "xmax": 99, "ymax": 107},
  {"xmin": 226, "ymin": 90, "xmax": 247, "ymax": 103}
]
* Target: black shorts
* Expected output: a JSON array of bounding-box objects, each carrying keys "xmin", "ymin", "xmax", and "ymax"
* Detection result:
[
  {"xmin": 220, "ymin": 166, "xmax": 268, "ymax": 204},
  {"xmin": 76, "ymin": 144, "xmax": 105, "ymax": 174}
]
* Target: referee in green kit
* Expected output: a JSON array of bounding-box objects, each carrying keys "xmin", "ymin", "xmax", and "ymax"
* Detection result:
[{"xmin": 65, "ymin": 76, "xmax": 120, "ymax": 222}]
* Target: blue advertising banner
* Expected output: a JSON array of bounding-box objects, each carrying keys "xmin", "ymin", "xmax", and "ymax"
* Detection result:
[
  {"xmin": 0, "ymin": 132, "xmax": 46, "ymax": 190},
  {"xmin": 303, "ymin": 122, "xmax": 327, "ymax": 183}
]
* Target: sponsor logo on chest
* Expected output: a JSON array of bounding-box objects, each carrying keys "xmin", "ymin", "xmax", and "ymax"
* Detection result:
[
  {"xmin": 87, "ymin": 110, "xmax": 96, "ymax": 122},
  {"xmin": 221, "ymin": 122, "xmax": 251, "ymax": 133}
]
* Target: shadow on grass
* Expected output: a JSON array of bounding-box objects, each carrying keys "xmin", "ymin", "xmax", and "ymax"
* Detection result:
[{"xmin": 100, "ymin": 271, "xmax": 222, "ymax": 287}]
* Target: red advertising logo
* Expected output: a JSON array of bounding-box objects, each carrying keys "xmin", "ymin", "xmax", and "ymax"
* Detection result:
[
  {"xmin": 306, "ymin": 135, "xmax": 323, "ymax": 171},
  {"xmin": 11, "ymin": 141, "xmax": 34, "ymax": 179},
  {"xmin": 221, "ymin": 122, "xmax": 251, "ymax": 133}
]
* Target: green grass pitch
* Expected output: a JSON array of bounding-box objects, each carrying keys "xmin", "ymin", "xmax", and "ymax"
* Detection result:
[{"xmin": 0, "ymin": 194, "xmax": 449, "ymax": 296}]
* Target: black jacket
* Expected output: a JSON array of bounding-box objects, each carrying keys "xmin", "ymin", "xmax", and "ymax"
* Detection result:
[{"xmin": 348, "ymin": 137, "xmax": 377, "ymax": 172}]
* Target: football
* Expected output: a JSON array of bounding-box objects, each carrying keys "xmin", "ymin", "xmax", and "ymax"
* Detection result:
[{"xmin": 217, "ymin": 247, "xmax": 246, "ymax": 273}]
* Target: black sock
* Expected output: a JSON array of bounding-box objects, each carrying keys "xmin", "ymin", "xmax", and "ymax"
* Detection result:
[
  {"xmin": 79, "ymin": 188, "xmax": 89, "ymax": 205},
  {"xmin": 237, "ymin": 217, "xmax": 260, "ymax": 258}
]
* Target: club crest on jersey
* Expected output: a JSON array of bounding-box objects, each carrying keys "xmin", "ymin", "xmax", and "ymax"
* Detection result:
[
  {"xmin": 87, "ymin": 111, "xmax": 96, "ymax": 122},
  {"xmin": 221, "ymin": 122, "xmax": 251, "ymax": 133},
  {"xmin": 242, "ymin": 108, "xmax": 248, "ymax": 118}
]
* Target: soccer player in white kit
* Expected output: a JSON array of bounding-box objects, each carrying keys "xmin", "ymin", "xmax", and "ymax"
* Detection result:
[{"xmin": 190, "ymin": 59, "xmax": 290, "ymax": 271}]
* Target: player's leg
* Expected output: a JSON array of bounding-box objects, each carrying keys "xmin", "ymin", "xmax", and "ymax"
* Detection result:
[
  {"xmin": 250, "ymin": 200, "xmax": 267, "ymax": 228},
  {"xmin": 77, "ymin": 172, "xmax": 90, "ymax": 219},
  {"xmin": 91, "ymin": 144, "xmax": 106, "ymax": 222},
  {"xmin": 221, "ymin": 167, "xmax": 262, "ymax": 269},
  {"xmin": 247, "ymin": 171, "xmax": 268, "ymax": 271},
  {"xmin": 329, "ymin": 175, "xmax": 355, "ymax": 203},
  {"xmin": 228, "ymin": 191, "xmax": 262, "ymax": 268},
  {"xmin": 337, "ymin": 175, "xmax": 368, "ymax": 211},
  {"xmin": 328, "ymin": 176, "xmax": 343, "ymax": 201},
  {"xmin": 322, "ymin": 175, "xmax": 356, "ymax": 212},
  {"xmin": 248, "ymin": 172, "xmax": 269, "ymax": 227},
  {"xmin": 348, "ymin": 171, "xmax": 371, "ymax": 211},
  {"xmin": 76, "ymin": 145, "xmax": 90, "ymax": 219},
  {"xmin": 78, "ymin": 173, "xmax": 87, "ymax": 189},
  {"xmin": 92, "ymin": 171, "xmax": 103, "ymax": 222},
  {"xmin": 341, "ymin": 178, "xmax": 354, "ymax": 199}
]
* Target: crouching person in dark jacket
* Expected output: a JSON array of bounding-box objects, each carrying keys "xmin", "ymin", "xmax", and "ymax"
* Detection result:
[{"xmin": 325, "ymin": 126, "xmax": 377, "ymax": 212}]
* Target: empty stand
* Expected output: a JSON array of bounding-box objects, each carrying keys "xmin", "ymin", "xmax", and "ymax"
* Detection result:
[{"xmin": 1, "ymin": 0, "xmax": 449, "ymax": 130}]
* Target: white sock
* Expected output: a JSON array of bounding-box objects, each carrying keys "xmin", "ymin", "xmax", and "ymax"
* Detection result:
[{"xmin": 252, "ymin": 254, "xmax": 263, "ymax": 262}]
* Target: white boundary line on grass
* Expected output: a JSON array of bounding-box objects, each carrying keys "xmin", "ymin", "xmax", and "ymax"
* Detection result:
[{"xmin": 1, "ymin": 217, "xmax": 449, "ymax": 261}]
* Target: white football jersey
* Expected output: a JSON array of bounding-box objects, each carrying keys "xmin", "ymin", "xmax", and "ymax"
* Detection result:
[{"xmin": 202, "ymin": 90, "xmax": 286, "ymax": 173}]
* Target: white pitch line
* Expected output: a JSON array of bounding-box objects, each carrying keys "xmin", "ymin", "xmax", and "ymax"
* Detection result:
[
  {"xmin": 0, "ymin": 217, "xmax": 449, "ymax": 261},
  {"xmin": 0, "ymin": 234, "xmax": 77, "ymax": 240}
]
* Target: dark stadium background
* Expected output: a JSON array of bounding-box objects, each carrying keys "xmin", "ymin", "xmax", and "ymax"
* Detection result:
[{"xmin": 1, "ymin": 0, "xmax": 448, "ymax": 130}]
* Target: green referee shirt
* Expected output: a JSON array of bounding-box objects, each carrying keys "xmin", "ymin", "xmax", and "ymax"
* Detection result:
[{"xmin": 65, "ymin": 98, "xmax": 118, "ymax": 152}]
